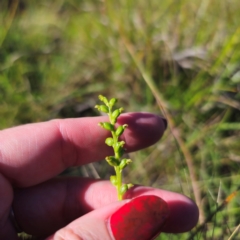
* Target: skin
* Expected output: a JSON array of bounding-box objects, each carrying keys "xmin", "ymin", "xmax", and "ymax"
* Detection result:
[{"xmin": 0, "ymin": 112, "xmax": 199, "ymax": 239}]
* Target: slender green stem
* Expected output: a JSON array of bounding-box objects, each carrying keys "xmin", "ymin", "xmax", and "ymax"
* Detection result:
[
  {"xmin": 112, "ymin": 128, "xmax": 123, "ymax": 200},
  {"xmin": 115, "ymin": 166, "xmax": 122, "ymax": 200}
]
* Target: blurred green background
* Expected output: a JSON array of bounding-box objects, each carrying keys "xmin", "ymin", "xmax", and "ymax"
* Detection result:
[{"xmin": 1, "ymin": 0, "xmax": 240, "ymax": 239}]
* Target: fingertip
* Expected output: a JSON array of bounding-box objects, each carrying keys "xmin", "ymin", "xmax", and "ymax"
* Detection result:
[
  {"xmin": 118, "ymin": 112, "xmax": 167, "ymax": 151},
  {"xmin": 124, "ymin": 185, "xmax": 199, "ymax": 233},
  {"xmin": 162, "ymin": 197, "xmax": 199, "ymax": 233},
  {"xmin": 109, "ymin": 195, "xmax": 169, "ymax": 240}
]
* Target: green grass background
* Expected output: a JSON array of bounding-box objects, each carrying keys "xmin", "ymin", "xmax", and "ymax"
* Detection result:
[{"xmin": 1, "ymin": 0, "xmax": 240, "ymax": 239}]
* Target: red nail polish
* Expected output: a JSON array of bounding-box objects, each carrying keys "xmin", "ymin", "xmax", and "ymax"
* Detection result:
[{"xmin": 109, "ymin": 195, "xmax": 169, "ymax": 240}]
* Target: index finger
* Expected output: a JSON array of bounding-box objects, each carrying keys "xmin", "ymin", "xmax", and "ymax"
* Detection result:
[{"xmin": 0, "ymin": 112, "xmax": 166, "ymax": 187}]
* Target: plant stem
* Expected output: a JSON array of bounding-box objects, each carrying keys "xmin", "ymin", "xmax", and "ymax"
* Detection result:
[
  {"xmin": 112, "ymin": 129, "xmax": 123, "ymax": 200},
  {"xmin": 115, "ymin": 166, "xmax": 122, "ymax": 200}
]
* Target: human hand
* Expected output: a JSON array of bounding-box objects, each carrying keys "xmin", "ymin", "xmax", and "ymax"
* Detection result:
[{"xmin": 0, "ymin": 112, "xmax": 198, "ymax": 240}]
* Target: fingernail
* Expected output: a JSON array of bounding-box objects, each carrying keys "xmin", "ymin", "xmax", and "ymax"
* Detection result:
[
  {"xmin": 109, "ymin": 195, "xmax": 169, "ymax": 240},
  {"xmin": 161, "ymin": 117, "xmax": 168, "ymax": 130}
]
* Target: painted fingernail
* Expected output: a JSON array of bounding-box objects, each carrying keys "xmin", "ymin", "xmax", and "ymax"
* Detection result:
[
  {"xmin": 161, "ymin": 117, "xmax": 168, "ymax": 130},
  {"xmin": 109, "ymin": 195, "xmax": 169, "ymax": 240}
]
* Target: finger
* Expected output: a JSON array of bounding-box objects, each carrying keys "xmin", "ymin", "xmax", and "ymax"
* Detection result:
[
  {"xmin": 45, "ymin": 200, "xmax": 128, "ymax": 240},
  {"xmin": 13, "ymin": 178, "xmax": 198, "ymax": 237},
  {"xmin": 0, "ymin": 173, "xmax": 18, "ymax": 240},
  {"xmin": 125, "ymin": 185, "xmax": 199, "ymax": 233},
  {"xmin": 46, "ymin": 195, "xmax": 169, "ymax": 240},
  {"xmin": 0, "ymin": 113, "xmax": 166, "ymax": 187}
]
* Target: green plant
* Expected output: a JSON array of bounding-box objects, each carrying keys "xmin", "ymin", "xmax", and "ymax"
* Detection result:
[{"xmin": 95, "ymin": 95, "xmax": 133, "ymax": 200}]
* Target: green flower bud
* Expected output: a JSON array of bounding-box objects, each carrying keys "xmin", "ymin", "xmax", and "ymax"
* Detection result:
[
  {"xmin": 98, "ymin": 95, "xmax": 108, "ymax": 105},
  {"xmin": 115, "ymin": 141, "xmax": 125, "ymax": 149},
  {"xmin": 110, "ymin": 110, "xmax": 120, "ymax": 124},
  {"xmin": 127, "ymin": 183, "xmax": 134, "ymax": 189},
  {"xmin": 119, "ymin": 141, "xmax": 125, "ymax": 147},
  {"xmin": 120, "ymin": 184, "xmax": 128, "ymax": 195},
  {"xmin": 110, "ymin": 108, "xmax": 123, "ymax": 124},
  {"xmin": 112, "ymin": 108, "xmax": 122, "ymax": 118},
  {"xmin": 105, "ymin": 137, "xmax": 114, "ymax": 146},
  {"xmin": 115, "ymin": 126, "xmax": 124, "ymax": 136},
  {"xmin": 115, "ymin": 124, "xmax": 128, "ymax": 137},
  {"xmin": 119, "ymin": 158, "xmax": 132, "ymax": 170},
  {"xmin": 109, "ymin": 98, "xmax": 117, "ymax": 107},
  {"xmin": 116, "ymin": 146, "xmax": 124, "ymax": 159},
  {"xmin": 110, "ymin": 175, "xmax": 117, "ymax": 186},
  {"xmin": 95, "ymin": 105, "xmax": 109, "ymax": 113},
  {"xmin": 120, "ymin": 183, "xmax": 134, "ymax": 195},
  {"xmin": 98, "ymin": 122, "xmax": 114, "ymax": 131},
  {"xmin": 106, "ymin": 156, "xmax": 120, "ymax": 167},
  {"xmin": 114, "ymin": 141, "xmax": 125, "ymax": 158}
]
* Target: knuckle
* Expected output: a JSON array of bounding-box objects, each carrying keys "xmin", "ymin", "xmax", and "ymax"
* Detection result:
[
  {"xmin": 54, "ymin": 227, "xmax": 100, "ymax": 240},
  {"xmin": 54, "ymin": 228, "xmax": 83, "ymax": 240}
]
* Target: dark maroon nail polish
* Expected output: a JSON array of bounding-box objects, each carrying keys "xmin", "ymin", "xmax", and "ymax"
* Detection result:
[
  {"xmin": 161, "ymin": 117, "xmax": 168, "ymax": 130},
  {"xmin": 109, "ymin": 195, "xmax": 169, "ymax": 240}
]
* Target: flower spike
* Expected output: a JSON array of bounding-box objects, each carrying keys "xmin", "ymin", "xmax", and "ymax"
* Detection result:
[{"xmin": 95, "ymin": 95, "xmax": 133, "ymax": 200}]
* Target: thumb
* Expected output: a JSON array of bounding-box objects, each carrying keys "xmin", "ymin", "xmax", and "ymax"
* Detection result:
[{"xmin": 46, "ymin": 195, "xmax": 169, "ymax": 240}]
